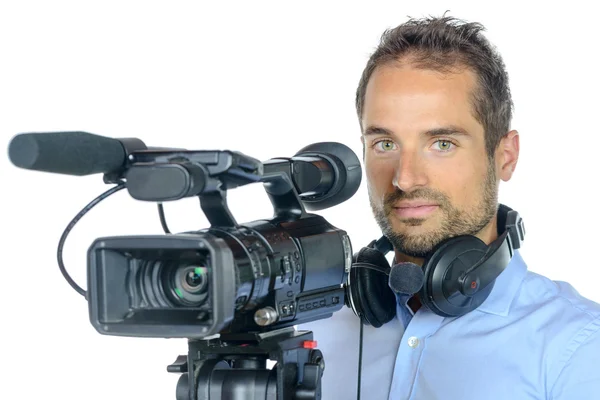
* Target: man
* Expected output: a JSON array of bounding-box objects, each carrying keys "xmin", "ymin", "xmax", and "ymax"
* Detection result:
[{"xmin": 299, "ymin": 15, "xmax": 600, "ymax": 399}]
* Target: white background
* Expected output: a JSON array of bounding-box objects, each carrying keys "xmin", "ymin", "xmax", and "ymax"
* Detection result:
[{"xmin": 1, "ymin": 1, "xmax": 598, "ymax": 399}]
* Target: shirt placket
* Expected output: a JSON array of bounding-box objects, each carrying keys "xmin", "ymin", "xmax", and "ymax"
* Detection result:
[{"xmin": 388, "ymin": 305, "xmax": 445, "ymax": 400}]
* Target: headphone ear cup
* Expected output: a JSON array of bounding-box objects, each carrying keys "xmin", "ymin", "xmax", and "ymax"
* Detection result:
[
  {"xmin": 419, "ymin": 235, "xmax": 494, "ymax": 318},
  {"xmin": 350, "ymin": 247, "xmax": 396, "ymax": 327}
]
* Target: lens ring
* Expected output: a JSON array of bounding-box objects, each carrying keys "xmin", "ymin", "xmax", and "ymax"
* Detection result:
[{"xmin": 136, "ymin": 260, "xmax": 173, "ymax": 308}]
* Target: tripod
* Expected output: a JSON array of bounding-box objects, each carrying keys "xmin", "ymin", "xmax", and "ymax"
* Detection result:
[{"xmin": 168, "ymin": 327, "xmax": 325, "ymax": 400}]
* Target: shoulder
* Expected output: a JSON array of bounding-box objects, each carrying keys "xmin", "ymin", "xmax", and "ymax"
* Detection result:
[
  {"xmin": 515, "ymin": 270, "xmax": 600, "ymax": 393},
  {"xmin": 517, "ymin": 270, "xmax": 600, "ymax": 330},
  {"xmin": 520, "ymin": 270, "xmax": 600, "ymax": 315}
]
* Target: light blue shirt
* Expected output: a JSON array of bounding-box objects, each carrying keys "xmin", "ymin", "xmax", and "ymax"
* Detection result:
[{"xmin": 298, "ymin": 250, "xmax": 600, "ymax": 399}]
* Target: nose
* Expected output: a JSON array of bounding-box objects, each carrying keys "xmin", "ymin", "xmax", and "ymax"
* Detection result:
[{"xmin": 393, "ymin": 149, "xmax": 428, "ymax": 192}]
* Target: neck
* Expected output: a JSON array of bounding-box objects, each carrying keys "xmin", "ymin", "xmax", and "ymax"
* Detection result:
[{"xmin": 393, "ymin": 251, "xmax": 426, "ymax": 267}]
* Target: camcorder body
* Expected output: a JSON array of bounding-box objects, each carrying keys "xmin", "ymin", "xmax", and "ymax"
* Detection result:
[
  {"xmin": 88, "ymin": 208, "xmax": 352, "ymax": 339},
  {"xmin": 8, "ymin": 131, "xmax": 364, "ymax": 399}
]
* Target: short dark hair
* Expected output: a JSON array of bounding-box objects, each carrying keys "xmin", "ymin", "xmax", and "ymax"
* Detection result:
[{"xmin": 355, "ymin": 15, "xmax": 513, "ymax": 159}]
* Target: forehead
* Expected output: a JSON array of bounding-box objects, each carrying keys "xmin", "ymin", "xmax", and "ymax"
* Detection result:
[{"xmin": 362, "ymin": 63, "xmax": 483, "ymax": 138}]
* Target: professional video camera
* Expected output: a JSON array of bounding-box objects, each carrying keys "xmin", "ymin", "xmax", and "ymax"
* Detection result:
[{"xmin": 8, "ymin": 131, "xmax": 365, "ymax": 400}]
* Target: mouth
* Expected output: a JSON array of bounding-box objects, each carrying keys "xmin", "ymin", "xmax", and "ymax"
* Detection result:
[{"xmin": 392, "ymin": 202, "xmax": 439, "ymax": 219}]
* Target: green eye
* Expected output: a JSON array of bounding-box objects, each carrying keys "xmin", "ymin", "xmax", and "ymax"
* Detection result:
[
  {"xmin": 376, "ymin": 140, "xmax": 396, "ymax": 151},
  {"xmin": 434, "ymin": 140, "xmax": 454, "ymax": 151}
]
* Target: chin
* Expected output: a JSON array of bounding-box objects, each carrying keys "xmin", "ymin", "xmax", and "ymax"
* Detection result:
[
  {"xmin": 388, "ymin": 223, "xmax": 430, "ymax": 243},
  {"xmin": 391, "ymin": 214, "xmax": 438, "ymax": 230},
  {"xmin": 391, "ymin": 216, "xmax": 444, "ymax": 237}
]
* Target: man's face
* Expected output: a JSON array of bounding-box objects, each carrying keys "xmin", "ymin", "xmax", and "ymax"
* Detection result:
[{"xmin": 362, "ymin": 63, "xmax": 500, "ymax": 259}]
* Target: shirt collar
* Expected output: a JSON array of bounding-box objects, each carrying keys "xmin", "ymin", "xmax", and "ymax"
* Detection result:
[{"xmin": 474, "ymin": 249, "xmax": 528, "ymax": 316}]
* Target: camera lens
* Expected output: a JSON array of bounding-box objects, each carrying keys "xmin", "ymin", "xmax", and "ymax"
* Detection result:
[
  {"xmin": 181, "ymin": 266, "xmax": 207, "ymax": 293},
  {"xmin": 186, "ymin": 270, "xmax": 202, "ymax": 286},
  {"xmin": 169, "ymin": 264, "xmax": 209, "ymax": 307},
  {"xmin": 136, "ymin": 258, "xmax": 211, "ymax": 309}
]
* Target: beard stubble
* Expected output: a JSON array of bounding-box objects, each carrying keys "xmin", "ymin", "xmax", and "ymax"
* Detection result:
[{"xmin": 369, "ymin": 161, "xmax": 498, "ymax": 258}]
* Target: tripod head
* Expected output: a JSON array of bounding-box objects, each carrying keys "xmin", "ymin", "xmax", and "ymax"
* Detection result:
[{"xmin": 169, "ymin": 328, "xmax": 324, "ymax": 400}]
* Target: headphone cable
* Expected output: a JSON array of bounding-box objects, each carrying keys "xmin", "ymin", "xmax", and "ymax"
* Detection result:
[{"xmin": 357, "ymin": 318, "xmax": 364, "ymax": 400}]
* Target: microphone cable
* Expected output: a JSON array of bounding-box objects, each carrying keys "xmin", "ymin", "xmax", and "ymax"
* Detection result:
[
  {"xmin": 56, "ymin": 182, "xmax": 126, "ymax": 298},
  {"xmin": 56, "ymin": 183, "xmax": 174, "ymax": 299},
  {"xmin": 357, "ymin": 319, "xmax": 364, "ymax": 400}
]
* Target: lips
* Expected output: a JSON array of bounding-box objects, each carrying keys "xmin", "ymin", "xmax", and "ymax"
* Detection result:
[
  {"xmin": 393, "ymin": 201, "xmax": 439, "ymax": 218},
  {"xmin": 395, "ymin": 201, "xmax": 438, "ymax": 208}
]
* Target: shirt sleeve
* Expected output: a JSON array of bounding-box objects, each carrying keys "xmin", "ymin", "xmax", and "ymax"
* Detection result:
[{"xmin": 550, "ymin": 318, "xmax": 600, "ymax": 399}]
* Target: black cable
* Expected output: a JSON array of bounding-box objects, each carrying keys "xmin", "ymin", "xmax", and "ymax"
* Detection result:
[
  {"xmin": 56, "ymin": 182, "xmax": 126, "ymax": 298},
  {"xmin": 357, "ymin": 320, "xmax": 364, "ymax": 400},
  {"xmin": 352, "ymin": 261, "xmax": 387, "ymax": 400},
  {"xmin": 157, "ymin": 203, "xmax": 171, "ymax": 233}
]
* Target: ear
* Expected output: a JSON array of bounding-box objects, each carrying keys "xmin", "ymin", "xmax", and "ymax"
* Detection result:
[
  {"xmin": 496, "ymin": 130, "xmax": 519, "ymax": 182},
  {"xmin": 360, "ymin": 135, "xmax": 365, "ymax": 160}
]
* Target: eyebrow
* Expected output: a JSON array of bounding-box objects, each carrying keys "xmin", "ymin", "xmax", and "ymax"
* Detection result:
[{"xmin": 363, "ymin": 125, "xmax": 471, "ymax": 138}]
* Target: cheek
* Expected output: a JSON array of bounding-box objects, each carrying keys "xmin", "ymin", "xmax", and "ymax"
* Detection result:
[
  {"xmin": 365, "ymin": 160, "xmax": 394, "ymax": 198},
  {"xmin": 430, "ymin": 157, "xmax": 483, "ymax": 204}
]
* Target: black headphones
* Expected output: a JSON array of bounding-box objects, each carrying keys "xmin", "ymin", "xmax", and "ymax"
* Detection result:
[{"xmin": 346, "ymin": 204, "xmax": 526, "ymax": 327}]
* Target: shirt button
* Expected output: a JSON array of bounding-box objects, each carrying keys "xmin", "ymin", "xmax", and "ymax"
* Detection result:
[{"xmin": 407, "ymin": 336, "xmax": 419, "ymax": 348}]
